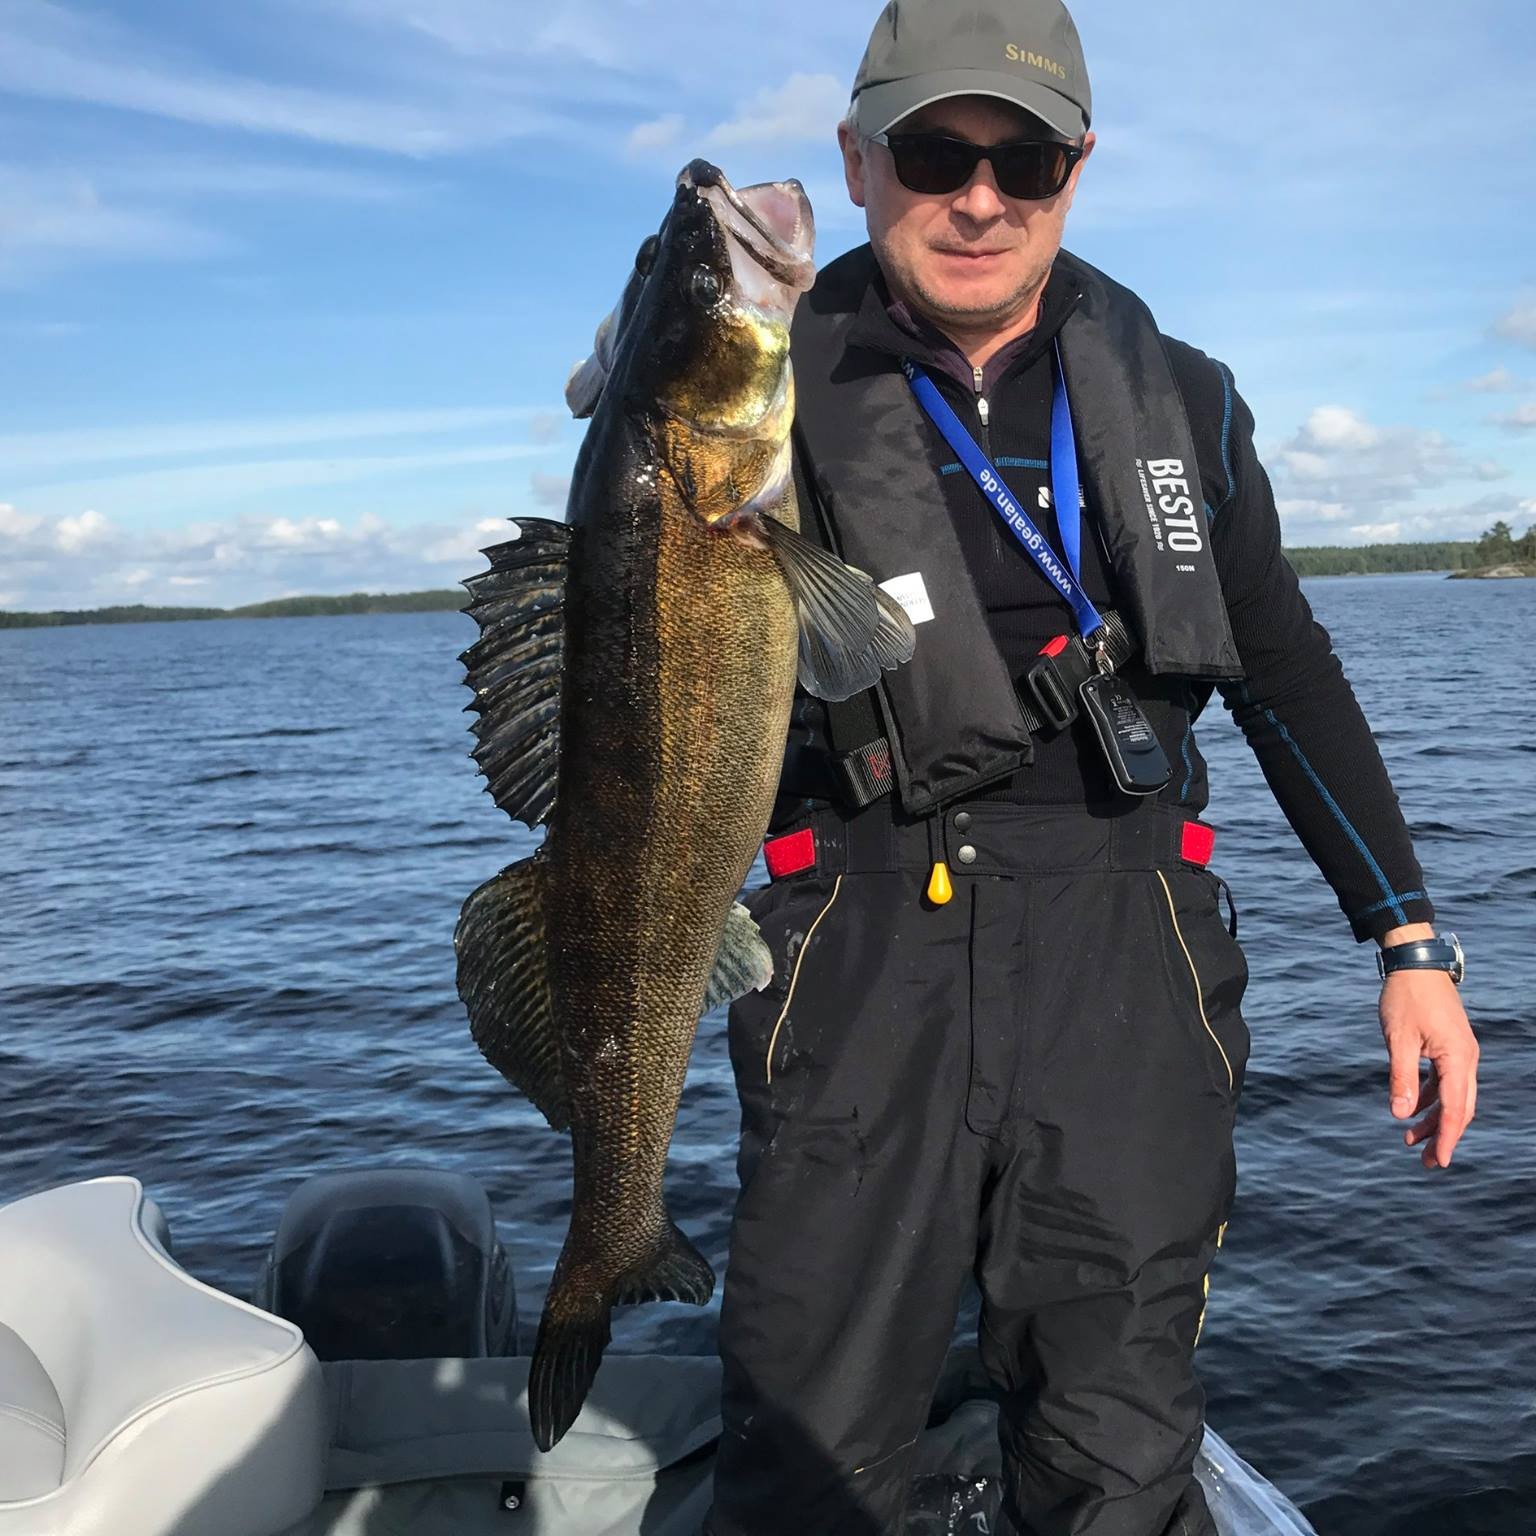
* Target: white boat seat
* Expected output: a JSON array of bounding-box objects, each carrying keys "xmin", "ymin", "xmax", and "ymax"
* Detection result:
[{"xmin": 0, "ymin": 1177, "xmax": 326, "ymax": 1536}]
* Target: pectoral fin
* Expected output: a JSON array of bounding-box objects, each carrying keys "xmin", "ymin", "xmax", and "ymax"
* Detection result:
[
  {"xmin": 702, "ymin": 901, "xmax": 774, "ymax": 1014},
  {"xmin": 759, "ymin": 515, "xmax": 917, "ymax": 701},
  {"xmin": 460, "ymin": 517, "xmax": 569, "ymax": 827}
]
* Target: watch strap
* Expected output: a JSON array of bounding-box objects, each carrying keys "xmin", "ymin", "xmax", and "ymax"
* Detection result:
[{"xmin": 1377, "ymin": 933, "xmax": 1464, "ymax": 984}]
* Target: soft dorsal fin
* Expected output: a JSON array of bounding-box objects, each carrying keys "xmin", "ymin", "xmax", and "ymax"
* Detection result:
[
  {"xmin": 460, "ymin": 517, "xmax": 570, "ymax": 827},
  {"xmin": 455, "ymin": 853, "xmax": 569, "ymax": 1132},
  {"xmin": 758, "ymin": 514, "xmax": 917, "ymax": 701}
]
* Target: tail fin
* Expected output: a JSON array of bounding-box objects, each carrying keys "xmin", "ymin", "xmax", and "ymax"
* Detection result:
[
  {"xmin": 528, "ymin": 1223, "xmax": 715, "ymax": 1451},
  {"xmin": 529, "ymin": 1298, "xmax": 613, "ymax": 1453}
]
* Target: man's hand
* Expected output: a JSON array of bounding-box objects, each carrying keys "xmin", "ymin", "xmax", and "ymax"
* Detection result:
[{"xmin": 1379, "ymin": 926, "xmax": 1479, "ymax": 1168}]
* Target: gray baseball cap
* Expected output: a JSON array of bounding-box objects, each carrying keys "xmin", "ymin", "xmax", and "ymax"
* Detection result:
[{"xmin": 851, "ymin": 0, "xmax": 1091, "ymax": 141}]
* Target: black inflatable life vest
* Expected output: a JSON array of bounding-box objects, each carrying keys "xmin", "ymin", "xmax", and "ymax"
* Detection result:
[{"xmin": 789, "ymin": 245, "xmax": 1242, "ymax": 817}]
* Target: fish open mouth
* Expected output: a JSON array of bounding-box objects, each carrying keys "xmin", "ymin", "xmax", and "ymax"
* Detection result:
[{"xmin": 681, "ymin": 160, "xmax": 816, "ymax": 315}]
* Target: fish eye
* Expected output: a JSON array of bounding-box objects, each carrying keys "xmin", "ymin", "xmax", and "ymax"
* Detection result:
[
  {"xmin": 689, "ymin": 266, "xmax": 722, "ymax": 308},
  {"xmin": 634, "ymin": 234, "xmax": 659, "ymax": 276}
]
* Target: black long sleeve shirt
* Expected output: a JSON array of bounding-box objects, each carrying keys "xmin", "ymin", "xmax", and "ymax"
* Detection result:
[{"xmin": 786, "ymin": 264, "xmax": 1433, "ymax": 944}]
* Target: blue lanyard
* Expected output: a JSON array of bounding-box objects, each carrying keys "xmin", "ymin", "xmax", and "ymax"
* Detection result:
[{"xmin": 903, "ymin": 344, "xmax": 1104, "ymax": 638}]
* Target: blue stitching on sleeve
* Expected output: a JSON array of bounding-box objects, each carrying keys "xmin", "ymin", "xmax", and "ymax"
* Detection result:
[
  {"xmin": 1352, "ymin": 890, "xmax": 1428, "ymax": 921},
  {"xmin": 939, "ymin": 462, "xmax": 963, "ymax": 476},
  {"xmin": 1212, "ymin": 363, "xmax": 1236, "ymax": 519},
  {"xmin": 1261, "ymin": 703, "xmax": 1405, "ymax": 924}
]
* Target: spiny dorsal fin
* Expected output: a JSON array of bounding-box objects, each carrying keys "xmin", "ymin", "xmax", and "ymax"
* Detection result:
[
  {"xmin": 758, "ymin": 515, "xmax": 917, "ymax": 702},
  {"xmin": 454, "ymin": 854, "xmax": 569, "ymax": 1132},
  {"xmin": 460, "ymin": 517, "xmax": 570, "ymax": 827},
  {"xmin": 702, "ymin": 901, "xmax": 773, "ymax": 1015}
]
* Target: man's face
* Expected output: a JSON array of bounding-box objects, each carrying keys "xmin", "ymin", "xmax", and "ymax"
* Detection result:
[{"xmin": 838, "ymin": 95, "xmax": 1095, "ymax": 334}]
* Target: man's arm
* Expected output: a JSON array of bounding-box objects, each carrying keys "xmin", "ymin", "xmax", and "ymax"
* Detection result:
[{"xmin": 1172, "ymin": 345, "xmax": 1478, "ymax": 1168}]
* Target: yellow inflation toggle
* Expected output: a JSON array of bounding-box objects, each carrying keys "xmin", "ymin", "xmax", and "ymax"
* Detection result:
[{"xmin": 927, "ymin": 860, "xmax": 953, "ymax": 906}]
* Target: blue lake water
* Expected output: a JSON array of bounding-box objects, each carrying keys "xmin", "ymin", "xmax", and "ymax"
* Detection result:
[{"xmin": 1, "ymin": 572, "xmax": 1531, "ymax": 1535}]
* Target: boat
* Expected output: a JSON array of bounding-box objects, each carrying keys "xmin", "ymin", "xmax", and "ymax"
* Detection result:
[{"xmin": 0, "ymin": 1170, "xmax": 1316, "ymax": 1536}]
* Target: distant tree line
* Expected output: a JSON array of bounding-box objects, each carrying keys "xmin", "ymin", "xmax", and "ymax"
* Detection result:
[
  {"xmin": 1285, "ymin": 524, "xmax": 1535, "ymax": 577},
  {"xmin": 0, "ymin": 590, "xmax": 465, "ymax": 629},
  {"xmin": 1469, "ymin": 521, "xmax": 1536, "ymax": 567},
  {"xmin": 1285, "ymin": 541, "xmax": 1482, "ymax": 576}
]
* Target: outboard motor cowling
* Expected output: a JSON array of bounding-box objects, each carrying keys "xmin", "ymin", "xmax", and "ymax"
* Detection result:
[{"xmin": 255, "ymin": 1169, "xmax": 517, "ymax": 1360}]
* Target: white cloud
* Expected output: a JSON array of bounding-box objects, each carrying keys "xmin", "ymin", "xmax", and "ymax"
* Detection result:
[
  {"xmin": 528, "ymin": 411, "xmax": 566, "ymax": 445},
  {"xmin": 0, "ymin": 503, "xmax": 43, "ymax": 539},
  {"xmin": 1281, "ymin": 492, "xmax": 1530, "ymax": 547},
  {"xmin": 0, "ymin": 499, "xmax": 543, "ymax": 610},
  {"xmin": 530, "ymin": 472, "xmax": 572, "ymax": 511},
  {"xmin": 2, "ymin": 405, "xmax": 540, "ymax": 477},
  {"xmin": 708, "ymin": 74, "xmax": 848, "ymax": 149},
  {"xmin": 0, "ymin": 151, "xmax": 420, "ymax": 283},
  {"xmin": 54, "ymin": 508, "xmax": 112, "ymax": 551},
  {"xmin": 0, "ymin": 0, "xmax": 566, "ymax": 155},
  {"xmin": 1293, "ymin": 406, "xmax": 1383, "ymax": 452},
  {"xmin": 0, "ymin": 318, "xmax": 84, "ymax": 338},
  {"xmin": 263, "ymin": 516, "xmax": 344, "ymax": 548},
  {"xmin": 113, "ymin": 157, "xmax": 412, "ymax": 204},
  {"xmin": 420, "ymin": 515, "xmax": 519, "ymax": 567},
  {"xmin": 1494, "ymin": 403, "xmax": 1536, "ymax": 430},
  {"xmin": 1272, "ymin": 407, "xmax": 1461, "ymax": 505},
  {"xmin": 1467, "ymin": 367, "xmax": 1521, "ymax": 393},
  {"xmin": 1494, "ymin": 301, "xmax": 1536, "ymax": 349},
  {"xmin": 0, "ymin": 168, "xmax": 226, "ymax": 284},
  {"xmin": 15, "ymin": 443, "xmax": 557, "ymax": 520},
  {"xmin": 1266, "ymin": 404, "xmax": 1511, "ymax": 545},
  {"xmin": 625, "ymin": 113, "xmax": 685, "ymax": 161}
]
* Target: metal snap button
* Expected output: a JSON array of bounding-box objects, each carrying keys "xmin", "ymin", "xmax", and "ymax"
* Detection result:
[
  {"xmin": 953, "ymin": 811, "xmax": 972, "ymax": 831},
  {"xmin": 957, "ymin": 844, "xmax": 977, "ymax": 865}
]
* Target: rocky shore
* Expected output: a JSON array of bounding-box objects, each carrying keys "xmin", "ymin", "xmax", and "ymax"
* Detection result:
[{"xmin": 1449, "ymin": 564, "xmax": 1536, "ymax": 580}]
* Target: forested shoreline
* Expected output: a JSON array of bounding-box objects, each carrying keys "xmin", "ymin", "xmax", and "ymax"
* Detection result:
[
  {"xmin": 0, "ymin": 589, "xmax": 464, "ymax": 629},
  {"xmin": 1286, "ymin": 521, "xmax": 1535, "ymax": 577},
  {"xmin": 5, "ymin": 524, "xmax": 1532, "ymax": 628}
]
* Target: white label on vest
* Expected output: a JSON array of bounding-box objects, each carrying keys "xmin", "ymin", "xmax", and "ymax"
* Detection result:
[{"xmin": 879, "ymin": 571, "xmax": 935, "ymax": 625}]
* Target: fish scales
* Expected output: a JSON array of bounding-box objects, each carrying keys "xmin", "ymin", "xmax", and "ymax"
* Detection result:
[{"xmin": 546, "ymin": 441, "xmax": 797, "ymax": 1291}]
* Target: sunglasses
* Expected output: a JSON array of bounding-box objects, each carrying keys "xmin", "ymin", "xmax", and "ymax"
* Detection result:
[{"xmin": 868, "ymin": 132, "xmax": 1084, "ymax": 201}]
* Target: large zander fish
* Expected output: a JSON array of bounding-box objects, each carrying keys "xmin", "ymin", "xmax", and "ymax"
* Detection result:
[{"xmin": 455, "ymin": 161, "xmax": 914, "ymax": 1452}]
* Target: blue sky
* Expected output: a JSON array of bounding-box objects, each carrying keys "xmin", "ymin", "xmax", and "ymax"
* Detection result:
[{"xmin": 2, "ymin": 0, "xmax": 1533, "ymax": 609}]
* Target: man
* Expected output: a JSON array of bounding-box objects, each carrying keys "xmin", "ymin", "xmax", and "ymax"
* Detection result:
[{"xmin": 707, "ymin": 2, "xmax": 1480, "ymax": 1534}]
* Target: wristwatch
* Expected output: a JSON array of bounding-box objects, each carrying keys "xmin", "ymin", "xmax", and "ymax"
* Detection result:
[{"xmin": 1377, "ymin": 932, "xmax": 1465, "ymax": 985}]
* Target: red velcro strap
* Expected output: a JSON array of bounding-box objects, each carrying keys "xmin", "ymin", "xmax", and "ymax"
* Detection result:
[
  {"xmin": 764, "ymin": 828, "xmax": 816, "ymax": 880},
  {"xmin": 1181, "ymin": 821, "xmax": 1216, "ymax": 867}
]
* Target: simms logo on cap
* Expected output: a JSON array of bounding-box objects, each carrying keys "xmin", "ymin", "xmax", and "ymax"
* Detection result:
[
  {"xmin": 1004, "ymin": 43, "xmax": 1067, "ymax": 80},
  {"xmin": 851, "ymin": 0, "xmax": 1093, "ymax": 141}
]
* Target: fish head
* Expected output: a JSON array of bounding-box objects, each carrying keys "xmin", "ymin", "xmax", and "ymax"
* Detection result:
[{"xmin": 568, "ymin": 161, "xmax": 816, "ymax": 526}]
